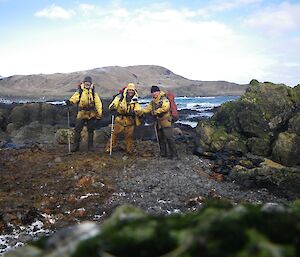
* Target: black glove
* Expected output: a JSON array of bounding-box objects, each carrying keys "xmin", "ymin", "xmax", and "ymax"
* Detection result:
[{"xmin": 65, "ymin": 100, "xmax": 72, "ymax": 106}]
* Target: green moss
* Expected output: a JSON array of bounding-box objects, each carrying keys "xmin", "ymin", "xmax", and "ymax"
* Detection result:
[{"xmin": 287, "ymin": 87, "xmax": 298, "ymax": 103}]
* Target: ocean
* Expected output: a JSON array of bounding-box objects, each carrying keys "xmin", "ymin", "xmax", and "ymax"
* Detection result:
[{"xmin": 140, "ymin": 96, "xmax": 240, "ymax": 127}]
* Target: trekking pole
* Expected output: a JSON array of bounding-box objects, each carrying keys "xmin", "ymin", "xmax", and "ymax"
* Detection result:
[
  {"xmin": 109, "ymin": 115, "xmax": 114, "ymax": 156},
  {"xmin": 67, "ymin": 108, "xmax": 71, "ymax": 154},
  {"xmin": 153, "ymin": 121, "xmax": 161, "ymax": 154}
]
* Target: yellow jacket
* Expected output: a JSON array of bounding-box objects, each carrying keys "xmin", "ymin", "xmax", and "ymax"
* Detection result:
[
  {"xmin": 109, "ymin": 88, "xmax": 142, "ymax": 127},
  {"xmin": 69, "ymin": 83, "xmax": 102, "ymax": 120},
  {"xmin": 143, "ymin": 91, "xmax": 172, "ymax": 128}
]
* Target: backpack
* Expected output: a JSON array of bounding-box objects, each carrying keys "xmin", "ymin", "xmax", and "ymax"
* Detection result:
[{"xmin": 166, "ymin": 91, "xmax": 178, "ymax": 122}]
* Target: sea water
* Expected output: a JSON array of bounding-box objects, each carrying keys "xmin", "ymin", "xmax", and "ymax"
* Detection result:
[{"xmin": 140, "ymin": 96, "xmax": 240, "ymax": 127}]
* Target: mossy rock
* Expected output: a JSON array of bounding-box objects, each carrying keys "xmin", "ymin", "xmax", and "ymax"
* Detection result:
[
  {"xmin": 7, "ymin": 202, "xmax": 300, "ymax": 257},
  {"xmin": 232, "ymin": 158, "xmax": 300, "ymax": 196},
  {"xmin": 247, "ymin": 134, "xmax": 271, "ymax": 156},
  {"xmin": 55, "ymin": 128, "xmax": 75, "ymax": 144},
  {"xmin": 272, "ymin": 132, "xmax": 300, "ymax": 166},
  {"xmin": 288, "ymin": 112, "xmax": 300, "ymax": 136}
]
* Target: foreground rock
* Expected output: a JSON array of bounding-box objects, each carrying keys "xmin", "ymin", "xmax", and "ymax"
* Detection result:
[
  {"xmin": 195, "ymin": 81, "xmax": 300, "ymax": 196},
  {"xmin": 5, "ymin": 201, "xmax": 300, "ymax": 257}
]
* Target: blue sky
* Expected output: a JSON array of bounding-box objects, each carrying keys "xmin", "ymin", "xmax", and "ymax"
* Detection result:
[{"xmin": 0, "ymin": 0, "xmax": 300, "ymax": 86}]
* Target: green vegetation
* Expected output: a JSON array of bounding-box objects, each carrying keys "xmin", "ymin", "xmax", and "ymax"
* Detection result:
[{"xmin": 7, "ymin": 201, "xmax": 300, "ymax": 257}]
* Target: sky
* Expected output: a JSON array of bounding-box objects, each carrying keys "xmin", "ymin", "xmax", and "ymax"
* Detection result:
[{"xmin": 0, "ymin": 0, "xmax": 300, "ymax": 86}]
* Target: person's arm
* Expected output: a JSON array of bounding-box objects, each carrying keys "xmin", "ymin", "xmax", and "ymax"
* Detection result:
[
  {"xmin": 153, "ymin": 98, "xmax": 170, "ymax": 115},
  {"xmin": 94, "ymin": 93, "xmax": 103, "ymax": 118},
  {"xmin": 133, "ymin": 102, "xmax": 142, "ymax": 115},
  {"xmin": 142, "ymin": 102, "xmax": 153, "ymax": 114},
  {"xmin": 109, "ymin": 96, "xmax": 120, "ymax": 110},
  {"xmin": 69, "ymin": 92, "xmax": 80, "ymax": 104}
]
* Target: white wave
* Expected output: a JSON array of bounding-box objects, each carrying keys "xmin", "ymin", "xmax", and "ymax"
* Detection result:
[{"xmin": 177, "ymin": 120, "xmax": 198, "ymax": 128}]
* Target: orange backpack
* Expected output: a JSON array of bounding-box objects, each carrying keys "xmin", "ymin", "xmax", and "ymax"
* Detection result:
[{"xmin": 166, "ymin": 91, "xmax": 178, "ymax": 122}]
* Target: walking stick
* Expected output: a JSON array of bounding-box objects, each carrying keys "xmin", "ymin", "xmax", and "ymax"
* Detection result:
[
  {"xmin": 153, "ymin": 121, "xmax": 161, "ymax": 154},
  {"xmin": 67, "ymin": 108, "xmax": 71, "ymax": 154},
  {"xmin": 109, "ymin": 115, "xmax": 114, "ymax": 156}
]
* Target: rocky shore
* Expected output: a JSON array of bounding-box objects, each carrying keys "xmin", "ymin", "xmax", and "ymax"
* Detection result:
[{"xmin": 1, "ymin": 81, "xmax": 300, "ymax": 256}]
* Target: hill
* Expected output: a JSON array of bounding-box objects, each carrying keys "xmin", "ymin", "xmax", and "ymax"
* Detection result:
[{"xmin": 0, "ymin": 65, "xmax": 247, "ymax": 98}]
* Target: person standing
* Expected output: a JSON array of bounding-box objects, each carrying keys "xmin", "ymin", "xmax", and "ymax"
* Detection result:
[
  {"xmin": 66, "ymin": 76, "xmax": 102, "ymax": 152},
  {"xmin": 142, "ymin": 85, "xmax": 179, "ymax": 159},
  {"xmin": 105, "ymin": 83, "xmax": 142, "ymax": 155}
]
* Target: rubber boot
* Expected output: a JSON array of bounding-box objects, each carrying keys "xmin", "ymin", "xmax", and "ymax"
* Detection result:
[
  {"xmin": 159, "ymin": 142, "xmax": 168, "ymax": 157},
  {"xmin": 168, "ymin": 139, "xmax": 179, "ymax": 160},
  {"xmin": 87, "ymin": 132, "xmax": 94, "ymax": 152}
]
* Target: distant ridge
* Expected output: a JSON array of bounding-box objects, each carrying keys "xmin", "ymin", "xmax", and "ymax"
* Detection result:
[{"xmin": 0, "ymin": 65, "xmax": 248, "ymax": 98}]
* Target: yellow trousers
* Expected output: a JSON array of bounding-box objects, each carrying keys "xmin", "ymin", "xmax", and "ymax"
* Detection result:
[{"xmin": 105, "ymin": 123, "xmax": 135, "ymax": 154}]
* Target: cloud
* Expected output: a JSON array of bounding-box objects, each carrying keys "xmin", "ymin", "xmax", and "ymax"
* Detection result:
[
  {"xmin": 35, "ymin": 4, "xmax": 75, "ymax": 20},
  {"xmin": 3, "ymin": 1, "xmax": 297, "ymax": 85},
  {"xmin": 209, "ymin": 0, "xmax": 263, "ymax": 12},
  {"xmin": 244, "ymin": 2, "xmax": 300, "ymax": 35},
  {"xmin": 29, "ymin": 3, "xmax": 270, "ymax": 83}
]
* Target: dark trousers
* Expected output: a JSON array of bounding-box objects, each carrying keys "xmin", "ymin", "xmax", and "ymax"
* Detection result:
[
  {"xmin": 74, "ymin": 118, "xmax": 96, "ymax": 147},
  {"xmin": 157, "ymin": 126, "xmax": 178, "ymax": 158}
]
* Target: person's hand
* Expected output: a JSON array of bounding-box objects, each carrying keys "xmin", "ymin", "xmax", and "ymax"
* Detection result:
[
  {"xmin": 65, "ymin": 100, "xmax": 72, "ymax": 106},
  {"xmin": 135, "ymin": 110, "xmax": 143, "ymax": 116}
]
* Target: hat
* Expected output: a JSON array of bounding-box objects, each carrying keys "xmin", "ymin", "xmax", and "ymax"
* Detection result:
[
  {"xmin": 151, "ymin": 85, "xmax": 160, "ymax": 93},
  {"xmin": 83, "ymin": 76, "xmax": 92, "ymax": 83},
  {"xmin": 127, "ymin": 83, "xmax": 135, "ymax": 90}
]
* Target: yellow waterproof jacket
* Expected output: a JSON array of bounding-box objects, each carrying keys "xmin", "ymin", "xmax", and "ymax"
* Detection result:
[
  {"xmin": 143, "ymin": 91, "xmax": 172, "ymax": 128},
  {"xmin": 69, "ymin": 84, "xmax": 102, "ymax": 120},
  {"xmin": 109, "ymin": 88, "xmax": 142, "ymax": 127}
]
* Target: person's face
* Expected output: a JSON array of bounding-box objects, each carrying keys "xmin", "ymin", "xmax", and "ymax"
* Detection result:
[
  {"xmin": 84, "ymin": 81, "xmax": 91, "ymax": 89},
  {"xmin": 127, "ymin": 89, "xmax": 135, "ymax": 97},
  {"xmin": 152, "ymin": 91, "xmax": 160, "ymax": 98}
]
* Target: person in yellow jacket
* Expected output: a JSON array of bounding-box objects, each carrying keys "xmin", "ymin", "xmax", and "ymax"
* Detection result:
[
  {"xmin": 143, "ymin": 85, "xmax": 178, "ymax": 159},
  {"xmin": 105, "ymin": 83, "xmax": 142, "ymax": 155},
  {"xmin": 66, "ymin": 76, "xmax": 102, "ymax": 152}
]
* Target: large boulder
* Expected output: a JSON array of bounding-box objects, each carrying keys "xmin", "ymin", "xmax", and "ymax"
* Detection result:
[
  {"xmin": 196, "ymin": 81, "xmax": 300, "ymax": 166},
  {"xmin": 231, "ymin": 158, "xmax": 300, "ymax": 197},
  {"xmin": 272, "ymin": 132, "xmax": 300, "ymax": 166},
  {"xmin": 288, "ymin": 111, "xmax": 300, "ymax": 135},
  {"xmin": 11, "ymin": 121, "xmax": 57, "ymax": 143},
  {"xmin": 195, "ymin": 120, "xmax": 247, "ymax": 154},
  {"xmin": 55, "ymin": 126, "xmax": 110, "ymax": 145}
]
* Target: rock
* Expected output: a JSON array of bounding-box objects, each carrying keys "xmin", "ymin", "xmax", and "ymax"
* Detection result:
[
  {"xmin": 272, "ymin": 132, "xmax": 300, "ymax": 166},
  {"xmin": 195, "ymin": 121, "xmax": 247, "ymax": 154},
  {"xmin": 246, "ymin": 134, "xmax": 271, "ymax": 156},
  {"xmin": 4, "ymin": 246, "xmax": 42, "ymax": 257},
  {"xmin": 196, "ymin": 81, "xmax": 300, "ymax": 167},
  {"xmin": 0, "ymin": 108, "xmax": 8, "ymax": 131},
  {"xmin": 12, "ymin": 121, "xmax": 56, "ymax": 144},
  {"xmin": 231, "ymin": 158, "xmax": 300, "ymax": 196},
  {"xmin": 18, "ymin": 233, "xmax": 33, "ymax": 243},
  {"xmin": 6, "ymin": 202, "xmax": 300, "ymax": 257},
  {"xmin": 55, "ymin": 128, "xmax": 75, "ymax": 144},
  {"xmin": 288, "ymin": 111, "xmax": 300, "ymax": 135}
]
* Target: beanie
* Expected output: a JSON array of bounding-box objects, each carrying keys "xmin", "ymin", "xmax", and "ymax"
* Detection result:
[
  {"xmin": 151, "ymin": 85, "xmax": 160, "ymax": 93},
  {"xmin": 83, "ymin": 76, "xmax": 92, "ymax": 83}
]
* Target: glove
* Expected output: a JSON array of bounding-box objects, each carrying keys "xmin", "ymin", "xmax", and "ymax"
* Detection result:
[{"xmin": 65, "ymin": 100, "xmax": 72, "ymax": 106}]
